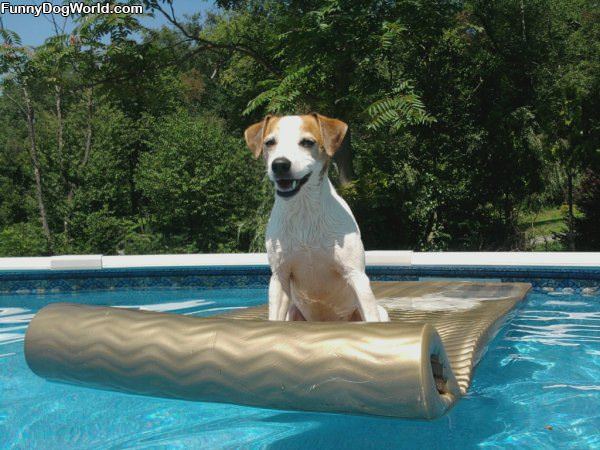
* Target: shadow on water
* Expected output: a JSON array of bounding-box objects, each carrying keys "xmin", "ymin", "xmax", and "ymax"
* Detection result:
[{"xmin": 258, "ymin": 397, "xmax": 505, "ymax": 450}]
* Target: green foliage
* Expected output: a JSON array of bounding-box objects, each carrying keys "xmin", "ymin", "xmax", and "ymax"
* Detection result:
[
  {"xmin": 367, "ymin": 82, "xmax": 436, "ymax": 132},
  {"xmin": 244, "ymin": 65, "xmax": 312, "ymax": 115},
  {"xmin": 0, "ymin": 223, "xmax": 48, "ymax": 256},
  {"xmin": 66, "ymin": 208, "xmax": 136, "ymax": 254},
  {"xmin": 573, "ymin": 170, "xmax": 600, "ymax": 250},
  {"xmin": 0, "ymin": 28, "xmax": 20, "ymax": 45},
  {"xmin": 136, "ymin": 111, "xmax": 267, "ymax": 252},
  {"xmin": 0, "ymin": 0, "xmax": 598, "ymax": 255}
]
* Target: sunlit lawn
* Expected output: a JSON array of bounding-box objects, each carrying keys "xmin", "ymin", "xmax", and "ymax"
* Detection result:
[
  {"xmin": 520, "ymin": 207, "xmax": 567, "ymax": 250},
  {"xmin": 519, "ymin": 206, "xmax": 585, "ymax": 251}
]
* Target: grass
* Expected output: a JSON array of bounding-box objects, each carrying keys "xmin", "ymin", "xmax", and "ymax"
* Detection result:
[
  {"xmin": 520, "ymin": 207, "xmax": 566, "ymax": 236},
  {"xmin": 519, "ymin": 206, "xmax": 574, "ymax": 251}
]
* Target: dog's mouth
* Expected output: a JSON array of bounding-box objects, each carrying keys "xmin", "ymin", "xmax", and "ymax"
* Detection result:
[{"xmin": 275, "ymin": 172, "xmax": 312, "ymax": 198}]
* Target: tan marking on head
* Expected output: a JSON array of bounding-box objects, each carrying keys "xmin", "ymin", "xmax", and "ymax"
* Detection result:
[
  {"xmin": 308, "ymin": 113, "xmax": 348, "ymax": 156},
  {"xmin": 243, "ymin": 116, "xmax": 280, "ymax": 159},
  {"xmin": 263, "ymin": 116, "xmax": 281, "ymax": 138},
  {"xmin": 299, "ymin": 115, "xmax": 324, "ymax": 149}
]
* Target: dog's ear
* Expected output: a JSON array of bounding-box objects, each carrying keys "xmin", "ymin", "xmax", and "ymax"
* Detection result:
[
  {"xmin": 244, "ymin": 116, "xmax": 272, "ymax": 159},
  {"xmin": 312, "ymin": 113, "xmax": 348, "ymax": 156}
]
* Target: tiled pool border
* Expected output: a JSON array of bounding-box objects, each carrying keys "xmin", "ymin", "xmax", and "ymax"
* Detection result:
[{"xmin": 0, "ymin": 265, "xmax": 598, "ymax": 295}]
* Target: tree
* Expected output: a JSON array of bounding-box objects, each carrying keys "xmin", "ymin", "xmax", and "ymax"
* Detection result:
[
  {"xmin": 0, "ymin": 0, "xmax": 598, "ymax": 255},
  {"xmin": 0, "ymin": 24, "xmax": 54, "ymax": 252},
  {"xmin": 136, "ymin": 111, "xmax": 266, "ymax": 252}
]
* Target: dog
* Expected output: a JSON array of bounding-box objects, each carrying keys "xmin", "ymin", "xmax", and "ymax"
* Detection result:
[{"xmin": 244, "ymin": 114, "xmax": 389, "ymax": 322}]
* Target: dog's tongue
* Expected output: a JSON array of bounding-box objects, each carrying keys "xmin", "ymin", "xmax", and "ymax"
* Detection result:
[{"xmin": 277, "ymin": 179, "xmax": 293, "ymax": 190}]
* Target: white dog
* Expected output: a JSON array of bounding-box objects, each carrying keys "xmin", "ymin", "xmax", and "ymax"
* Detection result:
[{"xmin": 244, "ymin": 114, "xmax": 388, "ymax": 322}]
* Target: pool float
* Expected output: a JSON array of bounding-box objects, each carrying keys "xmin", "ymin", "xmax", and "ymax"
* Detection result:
[{"xmin": 24, "ymin": 281, "xmax": 530, "ymax": 419}]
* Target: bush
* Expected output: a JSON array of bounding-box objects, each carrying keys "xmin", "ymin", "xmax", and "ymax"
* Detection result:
[
  {"xmin": 573, "ymin": 170, "xmax": 600, "ymax": 250},
  {"xmin": 136, "ymin": 111, "xmax": 267, "ymax": 252},
  {"xmin": 0, "ymin": 223, "xmax": 49, "ymax": 256},
  {"xmin": 66, "ymin": 209, "xmax": 137, "ymax": 255}
]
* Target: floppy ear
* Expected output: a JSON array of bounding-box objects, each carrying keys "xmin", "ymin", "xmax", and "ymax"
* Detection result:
[
  {"xmin": 312, "ymin": 113, "xmax": 348, "ymax": 156},
  {"xmin": 244, "ymin": 116, "xmax": 272, "ymax": 159}
]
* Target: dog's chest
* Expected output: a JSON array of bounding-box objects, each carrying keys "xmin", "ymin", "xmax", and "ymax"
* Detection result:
[
  {"xmin": 265, "ymin": 188, "xmax": 363, "ymax": 319},
  {"xmin": 285, "ymin": 247, "xmax": 351, "ymax": 309},
  {"xmin": 266, "ymin": 196, "xmax": 354, "ymax": 257},
  {"xmin": 267, "ymin": 233, "xmax": 340, "ymax": 273},
  {"xmin": 266, "ymin": 193, "xmax": 362, "ymax": 276},
  {"xmin": 287, "ymin": 246, "xmax": 338, "ymax": 278}
]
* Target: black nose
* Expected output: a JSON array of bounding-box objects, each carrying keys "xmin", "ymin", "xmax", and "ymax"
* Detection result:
[{"xmin": 271, "ymin": 157, "xmax": 291, "ymax": 176}]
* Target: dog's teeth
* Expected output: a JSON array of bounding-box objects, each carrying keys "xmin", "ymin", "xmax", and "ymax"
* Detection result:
[{"xmin": 291, "ymin": 180, "xmax": 298, "ymax": 189}]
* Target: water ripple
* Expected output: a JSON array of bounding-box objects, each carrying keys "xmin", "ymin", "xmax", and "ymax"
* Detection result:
[{"xmin": 1, "ymin": 286, "xmax": 598, "ymax": 449}]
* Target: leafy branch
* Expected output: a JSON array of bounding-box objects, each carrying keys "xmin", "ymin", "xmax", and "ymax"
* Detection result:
[
  {"xmin": 367, "ymin": 82, "xmax": 436, "ymax": 132},
  {"xmin": 243, "ymin": 65, "xmax": 312, "ymax": 115},
  {"xmin": 145, "ymin": 0, "xmax": 282, "ymax": 77}
]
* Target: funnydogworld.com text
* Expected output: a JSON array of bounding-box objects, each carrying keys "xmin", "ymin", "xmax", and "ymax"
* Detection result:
[{"xmin": 0, "ymin": 2, "xmax": 144, "ymax": 18}]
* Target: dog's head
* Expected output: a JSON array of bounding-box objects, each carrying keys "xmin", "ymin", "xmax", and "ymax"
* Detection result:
[{"xmin": 244, "ymin": 114, "xmax": 347, "ymax": 198}]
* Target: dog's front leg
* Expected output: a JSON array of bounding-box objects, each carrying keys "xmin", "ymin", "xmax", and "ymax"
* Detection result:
[
  {"xmin": 346, "ymin": 271, "xmax": 389, "ymax": 322},
  {"xmin": 268, "ymin": 273, "xmax": 292, "ymax": 321}
]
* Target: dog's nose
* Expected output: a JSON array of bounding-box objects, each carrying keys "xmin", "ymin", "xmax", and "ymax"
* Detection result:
[{"xmin": 271, "ymin": 157, "xmax": 291, "ymax": 176}]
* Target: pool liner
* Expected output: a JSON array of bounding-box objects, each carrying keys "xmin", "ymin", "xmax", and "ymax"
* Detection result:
[{"xmin": 24, "ymin": 281, "xmax": 530, "ymax": 419}]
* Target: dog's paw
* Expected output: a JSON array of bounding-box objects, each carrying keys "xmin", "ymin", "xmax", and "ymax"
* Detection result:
[{"xmin": 378, "ymin": 305, "xmax": 390, "ymax": 322}]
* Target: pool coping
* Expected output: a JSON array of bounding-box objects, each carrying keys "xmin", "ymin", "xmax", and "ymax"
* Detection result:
[
  {"xmin": 0, "ymin": 251, "xmax": 598, "ymax": 291},
  {"xmin": 1, "ymin": 251, "xmax": 599, "ymax": 272}
]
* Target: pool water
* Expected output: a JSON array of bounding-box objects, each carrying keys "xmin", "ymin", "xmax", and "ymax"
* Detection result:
[{"xmin": 1, "ymin": 285, "xmax": 598, "ymax": 449}]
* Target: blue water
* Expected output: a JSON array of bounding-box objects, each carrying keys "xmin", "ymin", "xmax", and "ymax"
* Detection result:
[{"xmin": 1, "ymin": 285, "xmax": 598, "ymax": 449}]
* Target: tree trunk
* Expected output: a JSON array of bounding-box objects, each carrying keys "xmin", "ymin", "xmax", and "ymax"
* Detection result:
[
  {"xmin": 81, "ymin": 89, "xmax": 94, "ymax": 167},
  {"xmin": 55, "ymin": 85, "xmax": 64, "ymax": 172},
  {"xmin": 23, "ymin": 87, "xmax": 54, "ymax": 254},
  {"xmin": 128, "ymin": 151, "xmax": 139, "ymax": 214},
  {"xmin": 64, "ymin": 89, "xmax": 94, "ymax": 242},
  {"xmin": 567, "ymin": 168, "xmax": 575, "ymax": 251},
  {"xmin": 55, "ymin": 85, "xmax": 71, "ymax": 239},
  {"xmin": 520, "ymin": 0, "xmax": 527, "ymax": 43}
]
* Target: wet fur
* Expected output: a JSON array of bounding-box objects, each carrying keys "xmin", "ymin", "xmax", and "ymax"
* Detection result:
[{"xmin": 245, "ymin": 114, "xmax": 388, "ymax": 322}]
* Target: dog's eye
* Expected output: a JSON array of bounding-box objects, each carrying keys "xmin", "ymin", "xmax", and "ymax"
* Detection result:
[
  {"xmin": 264, "ymin": 138, "xmax": 276, "ymax": 147},
  {"xmin": 299, "ymin": 138, "xmax": 315, "ymax": 148}
]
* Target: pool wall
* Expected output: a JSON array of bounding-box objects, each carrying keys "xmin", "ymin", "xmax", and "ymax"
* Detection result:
[{"xmin": 1, "ymin": 251, "xmax": 598, "ymax": 294}]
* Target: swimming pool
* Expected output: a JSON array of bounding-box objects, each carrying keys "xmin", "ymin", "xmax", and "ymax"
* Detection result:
[{"xmin": 1, "ymin": 268, "xmax": 599, "ymax": 449}]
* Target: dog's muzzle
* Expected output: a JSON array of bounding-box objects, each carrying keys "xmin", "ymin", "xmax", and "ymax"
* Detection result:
[{"xmin": 275, "ymin": 172, "xmax": 312, "ymax": 198}]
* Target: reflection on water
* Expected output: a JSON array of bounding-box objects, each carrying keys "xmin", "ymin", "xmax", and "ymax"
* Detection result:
[
  {"xmin": 543, "ymin": 384, "xmax": 600, "ymax": 391},
  {"xmin": 114, "ymin": 299, "xmax": 215, "ymax": 312},
  {"xmin": 507, "ymin": 302, "xmax": 600, "ymax": 347},
  {"xmin": 0, "ymin": 308, "xmax": 31, "ymax": 346}
]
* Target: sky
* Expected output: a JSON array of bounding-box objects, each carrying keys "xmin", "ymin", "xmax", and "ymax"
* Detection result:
[{"xmin": 1, "ymin": 0, "xmax": 214, "ymax": 46}]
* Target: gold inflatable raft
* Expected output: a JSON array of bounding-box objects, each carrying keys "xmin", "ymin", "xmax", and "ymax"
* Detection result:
[{"xmin": 24, "ymin": 281, "xmax": 530, "ymax": 419}]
